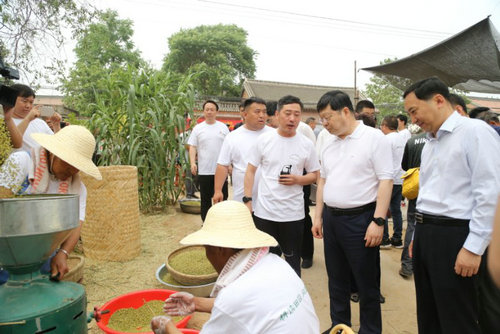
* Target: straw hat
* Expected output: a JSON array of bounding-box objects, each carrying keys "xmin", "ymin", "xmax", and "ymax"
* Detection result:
[
  {"xmin": 181, "ymin": 201, "xmax": 278, "ymax": 248},
  {"xmin": 31, "ymin": 125, "xmax": 102, "ymax": 180}
]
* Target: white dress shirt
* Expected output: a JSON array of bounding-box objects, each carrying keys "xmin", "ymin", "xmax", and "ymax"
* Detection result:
[{"xmin": 417, "ymin": 111, "xmax": 500, "ymax": 255}]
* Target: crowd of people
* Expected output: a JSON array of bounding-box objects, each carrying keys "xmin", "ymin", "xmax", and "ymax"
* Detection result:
[
  {"xmin": 154, "ymin": 77, "xmax": 500, "ymax": 334},
  {"xmin": 1, "ymin": 78, "xmax": 500, "ymax": 334},
  {"xmin": 0, "ymin": 84, "xmax": 101, "ymax": 283}
]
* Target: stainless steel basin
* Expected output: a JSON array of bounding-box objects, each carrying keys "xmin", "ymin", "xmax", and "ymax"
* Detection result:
[{"xmin": 0, "ymin": 194, "xmax": 79, "ymax": 273}]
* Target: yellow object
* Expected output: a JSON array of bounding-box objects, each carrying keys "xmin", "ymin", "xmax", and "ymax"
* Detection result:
[
  {"xmin": 401, "ymin": 167, "xmax": 419, "ymax": 200},
  {"xmin": 330, "ymin": 324, "xmax": 354, "ymax": 334}
]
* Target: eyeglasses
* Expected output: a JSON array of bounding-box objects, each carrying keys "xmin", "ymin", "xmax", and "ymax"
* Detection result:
[{"xmin": 320, "ymin": 113, "xmax": 334, "ymax": 123}]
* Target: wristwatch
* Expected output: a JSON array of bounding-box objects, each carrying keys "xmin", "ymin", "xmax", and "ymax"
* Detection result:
[
  {"xmin": 372, "ymin": 217, "xmax": 385, "ymax": 226},
  {"xmin": 242, "ymin": 196, "xmax": 252, "ymax": 203}
]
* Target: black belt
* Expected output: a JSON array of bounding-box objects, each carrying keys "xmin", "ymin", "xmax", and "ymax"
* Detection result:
[
  {"xmin": 325, "ymin": 202, "xmax": 376, "ymax": 216},
  {"xmin": 415, "ymin": 212, "xmax": 469, "ymax": 226}
]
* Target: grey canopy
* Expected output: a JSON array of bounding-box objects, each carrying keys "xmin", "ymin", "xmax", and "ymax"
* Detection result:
[{"xmin": 363, "ymin": 17, "xmax": 500, "ymax": 94}]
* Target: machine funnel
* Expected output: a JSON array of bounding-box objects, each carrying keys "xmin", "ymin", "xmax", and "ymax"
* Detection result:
[{"xmin": 0, "ymin": 194, "xmax": 79, "ymax": 275}]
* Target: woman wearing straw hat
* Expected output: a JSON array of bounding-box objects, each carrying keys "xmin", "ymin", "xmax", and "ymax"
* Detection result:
[
  {"xmin": 151, "ymin": 201, "xmax": 320, "ymax": 334},
  {"xmin": 0, "ymin": 125, "xmax": 101, "ymax": 280}
]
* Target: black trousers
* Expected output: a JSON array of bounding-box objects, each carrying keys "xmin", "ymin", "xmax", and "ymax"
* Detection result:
[
  {"xmin": 323, "ymin": 207, "xmax": 381, "ymax": 334},
  {"xmin": 253, "ymin": 215, "xmax": 303, "ymax": 277},
  {"xmin": 302, "ymin": 184, "xmax": 314, "ymax": 260},
  {"xmin": 413, "ymin": 219, "xmax": 482, "ymax": 334},
  {"xmin": 198, "ymin": 175, "xmax": 227, "ymax": 222}
]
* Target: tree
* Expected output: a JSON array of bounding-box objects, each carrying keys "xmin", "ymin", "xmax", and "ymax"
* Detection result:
[
  {"xmin": 0, "ymin": 0, "xmax": 96, "ymax": 84},
  {"xmin": 61, "ymin": 10, "xmax": 143, "ymax": 116},
  {"xmin": 163, "ymin": 24, "xmax": 256, "ymax": 97},
  {"xmin": 363, "ymin": 58, "xmax": 413, "ymax": 120}
]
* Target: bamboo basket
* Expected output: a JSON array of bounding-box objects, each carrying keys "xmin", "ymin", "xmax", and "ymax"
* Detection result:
[
  {"xmin": 80, "ymin": 166, "xmax": 141, "ymax": 261},
  {"xmin": 166, "ymin": 246, "xmax": 218, "ymax": 286},
  {"xmin": 62, "ymin": 254, "xmax": 84, "ymax": 283}
]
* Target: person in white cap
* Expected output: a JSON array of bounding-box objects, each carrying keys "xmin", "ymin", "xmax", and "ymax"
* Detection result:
[
  {"xmin": 150, "ymin": 200, "xmax": 320, "ymax": 334},
  {"xmin": 0, "ymin": 125, "xmax": 102, "ymax": 280}
]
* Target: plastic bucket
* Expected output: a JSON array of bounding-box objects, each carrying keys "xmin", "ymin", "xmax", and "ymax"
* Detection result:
[{"xmin": 96, "ymin": 289, "xmax": 191, "ymax": 334}]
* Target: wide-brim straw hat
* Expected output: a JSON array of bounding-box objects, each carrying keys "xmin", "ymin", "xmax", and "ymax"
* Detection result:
[
  {"xmin": 31, "ymin": 125, "xmax": 102, "ymax": 180},
  {"xmin": 181, "ymin": 201, "xmax": 278, "ymax": 248}
]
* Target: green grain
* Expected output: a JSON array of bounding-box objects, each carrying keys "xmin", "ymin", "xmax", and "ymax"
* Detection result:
[
  {"xmin": 169, "ymin": 248, "xmax": 216, "ymax": 276},
  {"xmin": 107, "ymin": 300, "xmax": 183, "ymax": 333}
]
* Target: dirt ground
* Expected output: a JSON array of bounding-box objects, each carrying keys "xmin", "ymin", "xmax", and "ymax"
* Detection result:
[{"xmin": 83, "ymin": 203, "xmax": 417, "ymax": 334}]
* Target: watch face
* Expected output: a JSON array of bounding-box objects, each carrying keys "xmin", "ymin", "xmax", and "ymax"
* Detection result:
[{"xmin": 374, "ymin": 218, "xmax": 385, "ymax": 226}]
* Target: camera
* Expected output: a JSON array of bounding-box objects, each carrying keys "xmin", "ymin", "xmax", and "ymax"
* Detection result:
[{"xmin": 0, "ymin": 57, "xmax": 20, "ymax": 107}]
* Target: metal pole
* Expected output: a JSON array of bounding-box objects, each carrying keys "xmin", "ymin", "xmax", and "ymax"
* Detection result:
[{"xmin": 354, "ymin": 60, "xmax": 359, "ymax": 105}]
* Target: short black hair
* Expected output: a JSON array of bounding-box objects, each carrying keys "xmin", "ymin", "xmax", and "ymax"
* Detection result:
[
  {"xmin": 396, "ymin": 114, "xmax": 408, "ymax": 125},
  {"xmin": 403, "ymin": 77, "xmax": 450, "ymax": 101},
  {"xmin": 360, "ymin": 114, "xmax": 376, "ymax": 128},
  {"xmin": 355, "ymin": 100, "xmax": 375, "ymax": 114},
  {"xmin": 243, "ymin": 97, "xmax": 266, "ymax": 110},
  {"xmin": 203, "ymin": 100, "xmax": 219, "ymax": 111},
  {"xmin": 477, "ymin": 110, "xmax": 499, "ymax": 123},
  {"xmin": 305, "ymin": 117, "xmax": 316, "ymax": 125},
  {"xmin": 448, "ymin": 93, "xmax": 468, "ymax": 114},
  {"xmin": 317, "ymin": 90, "xmax": 354, "ymax": 113},
  {"xmin": 10, "ymin": 84, "xmax": 35, "ymax": 98},
  {"xmin": 469, "ymin": 107, "xmax": 490, "ymax": 119},
  {"xmin": 382, "ymin": 115, "xmax": 398, "ymax": 130},
  {"xmin": 266, "ymin": 101, "xmax": 277, "ymax": 117},
  {"xmin": 277, "ymin": 95, "xmax": 303, "ymax": 112}
]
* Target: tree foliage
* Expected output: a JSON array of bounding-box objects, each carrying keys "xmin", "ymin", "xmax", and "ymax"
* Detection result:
[
  {"xmin": 0, "ymin": 0, "xmax": 96, "ymax": 84},
  {"xmin": 88, "ymin": 67, "xmax": 195, "ymax": 212},
  {"xmin": 61, "ymin": 10, "xmax": 143, "ymax": 116},
  {"xmin": 163, "ymin": 24, "xmax": 256, "ymax": 97},
  {"xmin": 363, "ymin": 58, "xmax": 413, "ymax": 120}
]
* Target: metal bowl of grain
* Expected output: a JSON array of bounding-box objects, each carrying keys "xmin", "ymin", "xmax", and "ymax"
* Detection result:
[
  {"xmin": 179, "ymin": 198, "xmax": 201, "ymax": 214},
  {"xmin": 156, "ymin": 264, "xmax": 215, "ymax": 297}
]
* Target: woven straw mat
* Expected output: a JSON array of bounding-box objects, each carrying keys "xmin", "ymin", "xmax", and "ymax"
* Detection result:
[{"xmin": 80, "ymin": 165, "xmax": 141, "ymax": 261}]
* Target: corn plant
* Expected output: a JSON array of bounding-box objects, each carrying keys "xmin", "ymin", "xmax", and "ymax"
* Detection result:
[{"xmin": 88, "ymin": 67, "xmax": 195, "ymax": 212}]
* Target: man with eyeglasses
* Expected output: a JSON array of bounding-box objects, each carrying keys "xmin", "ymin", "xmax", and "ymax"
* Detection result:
[{"xmin": 313, "ymin": 90, "xmax": 393, "ymax": 334}]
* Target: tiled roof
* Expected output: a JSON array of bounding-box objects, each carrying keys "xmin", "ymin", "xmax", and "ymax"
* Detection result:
[{"xmin": 242, "ymin": 79, "xmax": 366, "ymax": 109}]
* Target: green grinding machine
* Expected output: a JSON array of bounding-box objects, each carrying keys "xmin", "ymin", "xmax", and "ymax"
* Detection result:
[{"xmin": 0, "ymin": 194, "xmax": 87, "ymax": 334}]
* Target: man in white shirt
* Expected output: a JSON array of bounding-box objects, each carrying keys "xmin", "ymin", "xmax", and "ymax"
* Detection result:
[
  {"xmin": 313, "ymin": 90, "xmax": 393, "ymax": 334},
  {"xmin": 188, "ymin": 100, "xmax": 229, "ymax": 221},
  {"xmin": 380, "ymin": 115, "xmax": 406, "ymax": 249},
  {"xmin": 403, "ymin": 77, "xmax": 500, "ymax": 334},
  {"xmin": 9, "ymin": 84, "xmax": 54, "ymax": 152},
  {"xmin": 213, "ymin": 97, "xmax": 272, "ymax": 206},
  {"xmin": 244, "ymin": 95, "xmax": 320, "ymax": 277},
  {"xmin": 151, "ymin": 201, "xmax": 320, "ymax": 334},
  {"xmin": 396, "ymin": 114, "xmax": 411, "ymax": 142}
]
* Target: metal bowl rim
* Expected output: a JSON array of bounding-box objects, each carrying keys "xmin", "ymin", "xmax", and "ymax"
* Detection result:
[{"xmin": 155, "ymin": 264, "xmax": 215, "ymax": 288}]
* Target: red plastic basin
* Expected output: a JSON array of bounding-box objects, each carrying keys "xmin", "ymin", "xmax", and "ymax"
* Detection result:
[{"xmin": 96, "ymin": 289, "xmax": 192, "ymax": 334}]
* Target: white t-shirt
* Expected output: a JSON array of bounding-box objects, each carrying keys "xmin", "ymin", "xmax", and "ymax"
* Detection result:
[
  {"xmin": 201, "ymin": 253, "xmax": 319, "ymax": 334},
  {"xmin": 321, "ymin": 122, "xmax": 393, "ymax": 208},
  {"xmin": 13, "ymin": 117, "xmax": 53, "ymax": 152},
  {"xmin": 316, "ymin": 128, "xmax": 333, "ymax": 159},
  {"xmin": 398, "ymin": 128, "xmax": 411, "ymax": 143},
  {"xmin": 217, "ymin": 125, "xmax": 274, "ymax": 204},
  {"xmin": 386, "ymin": 131, "xmax": 406, "ymax": 185},
  {"xmin": 248, "ymin": 131, "xmax": 320, "ymax": 222},
  {"xmin": 187, "ymin": 121, "xmax": 229, "ymax": 175},
  {"xmin": 297, "ymin": 121, "xmax": 316, "ymax": 144}
]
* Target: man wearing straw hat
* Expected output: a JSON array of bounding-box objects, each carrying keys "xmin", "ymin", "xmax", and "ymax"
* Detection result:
[
  {"xmin": 150, "ymin": 200, "xmax": 320, "ymax": 334},
  {"xmin": 0, "ymin": 125, "xmax": 102, "ymax": 280}
]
